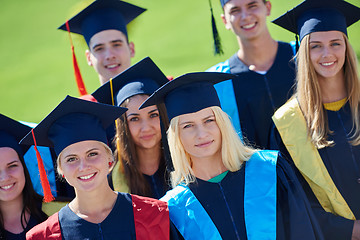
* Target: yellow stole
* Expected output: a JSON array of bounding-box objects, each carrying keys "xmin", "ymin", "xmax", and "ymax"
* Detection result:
[
  {"xmin": 272, "ymin": 98, "xmax": 355, "ymax": 220},
  {"xmin": 111, "ymin": 160, "xmax": 130, "ymax": 193}
]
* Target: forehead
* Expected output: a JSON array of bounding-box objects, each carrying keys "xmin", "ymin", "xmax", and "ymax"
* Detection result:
[
  {"xmin": 89, "ymin": 29, "xmax": 128, "ymax": 47},
  {"xmin": 126, "ymin": 95, "xmax": 157, "ymax": 114},
  {"xmin": 178, "ymin": 107, "xmax": 214, "ymax": 122},
  {"xmin": 309, "ymin": 30, "xmax": 344, "ymax": 42},
  {"xmin": 0, "ymin": 147, "xmax": 20, "ymax": 164},
  {"xmin": 224, "ymin": 0, "xmax": 264, "ymax": 8},
  {"xmin": 60, "ymin": 140, "xmax": 105, "ymax": 156}
]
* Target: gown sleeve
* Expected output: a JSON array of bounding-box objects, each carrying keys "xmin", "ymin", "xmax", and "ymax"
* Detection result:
[{"xmin": 276, "ymin": 154, "xmax": 324, "ymax": 240}]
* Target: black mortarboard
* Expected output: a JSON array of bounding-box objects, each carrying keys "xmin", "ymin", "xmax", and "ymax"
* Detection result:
[
  {"xmin": 0, "ymin": 114, "xmax": 31, "ymax": 156},
  {"xmin": 92, "ymin": 57, "xmax": 169, "ymax": 106},
  {"xmin": 20, "ymin": 95, "xmax": 127, "ymax": 156},
  {"xmin": 220, "ymin": 0, "xmax": 230, "ymax": 8},
  {"xmin": 140, "ymin": 72, "xmax": 235, "ymax": 121},
  {"xmin": 58, "ymin": 0, "xmax": 146, "ymax": 45},
  {"xmin": 272, "ymin": 0, "xmax": 360, "ymax": 42}
]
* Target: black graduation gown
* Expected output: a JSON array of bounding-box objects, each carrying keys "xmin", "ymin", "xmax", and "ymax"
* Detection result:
[
  {"xmin": 143, "ymin": 163, "xmax": 170, "ymax": 199},
  {"xmin": 3, "ymin": 216, "xmax": 39, "ymax": 240},
  {"xmin": 272, "ymin": 103, "xmax": 359, "ymax": 239},
  {"xmin": 230, "ymin": 41, "xmax": 295, "ymax": 149},
  {"xmin": 184, "ymin": 155, "xmax": 323, "ymax": 240}
]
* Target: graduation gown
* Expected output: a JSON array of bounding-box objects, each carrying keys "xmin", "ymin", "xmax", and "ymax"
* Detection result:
[
  {"xmin": 272, "ymin": 99, "xmax": 359, "ymax": 239},
  {"xmin": 143, "ymin": 163, "xmax": 170, "ymax": 199},
  {"xmin": 208, "ymin": 41, "xmax": 295, "ymax": 149},
  {"xmin": 3, "ymin": 216, "xmax": 39, "ymax": 240},
  {"xmin": 162, "ymin": 150, "xmax": 323, "ymax": 240},
  {"xmin": 26, "ymin": 193, "xmax": 170, "ymax": 240}
]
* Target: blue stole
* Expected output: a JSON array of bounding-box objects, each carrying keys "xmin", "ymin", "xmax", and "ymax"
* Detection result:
[
  {"xmin": 207, "ymin": 61, "xmax": 242, "ymax": 139},
  {"xmin": 162, "ymin": 150, "xmax": 278, "ymax": 240}
]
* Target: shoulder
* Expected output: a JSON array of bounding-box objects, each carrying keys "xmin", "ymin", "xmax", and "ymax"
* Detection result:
[
  {"xmin": 26, "ymin": 212, "xmax": 61, "ymax": 240},
  {"xmin": 206, "ymin": 59, "xmax": 231, "ymax": 73},
  {"xmin": 249, "ymin": 150, "xmax": 279, "ymax": 165},
  {"xmin": 273, "ymin": 98, "xmax": 300, "ymax": 121}
]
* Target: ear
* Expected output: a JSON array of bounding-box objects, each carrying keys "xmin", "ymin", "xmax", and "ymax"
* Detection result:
[
  {"xmin": 221, "ymin": 14, "xmax": 231, "ymax": 30},
  {"xmin": 129, "ymin": 42, "xmax": 135, "ymax": 58},
  {"xmin": 85, "ymin": 49, "xmax": 93, "ymax": 66},
  {"xmin": 265, "ymin": 1, "xmax": 272, "ymax": 16}
]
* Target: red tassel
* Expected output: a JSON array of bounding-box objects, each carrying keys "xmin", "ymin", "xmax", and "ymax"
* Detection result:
[
  {"xmin": 31, "ymin": 129, "xmax": 54, "ymax": 202},
  {"xmin": 65, "ymin": 21, "xmax": 88, "ymax": 96}
]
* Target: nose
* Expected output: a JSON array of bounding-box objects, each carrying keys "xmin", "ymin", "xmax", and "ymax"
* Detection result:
[
  {"xmin": 78, "ymin": 158, "xmax": 90, "ymax": 171},
  {"xmin": 322, "ymin": 46, "xmax": 332, "ymax": 58},
  {"xmin": 195, "ymin": 125, "xmax": 208, "ymax": 139},
  {"xmin": 140, "ymin": 119, "xmax": 152, "ymax": 132},
  {"xmin": 241, "ymin": 9, "xmax": 249, "ymax": 20},
  {"xmin": 105, "ymin": 48, "xmax": 116, "ymax": 60}
]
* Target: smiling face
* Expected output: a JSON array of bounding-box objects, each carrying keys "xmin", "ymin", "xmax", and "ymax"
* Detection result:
[
  {"xmin": 58, "ymin": 140, "xmax": 112, "ymax": 193},
  {"xmin": 126, "ymin": 95, "xmax": 162, "ymax": 151},
  {"xmin": 86, "ymin": 29, "xmax": 135, "ymax": 85},
  {"xmin": 222, "ymin": 0, "xmax": 271, "ymax": 41},
  {"xmin": 178, "ymin": 108, "xmax": 222, "ymax": 162},
  {"xmin": 0, "ymin": 147, "xmax": 25, "ymax": 203},
  {"xmin": 309, "ymin": 31, "xmax": 346, "ymax": 82}
]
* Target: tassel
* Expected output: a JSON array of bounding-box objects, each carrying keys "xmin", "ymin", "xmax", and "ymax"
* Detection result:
[
  {"xmin": 31, "ymin": 129, "xmax": 54, "ymax": 202},
  {"xmin": 109, "ymin": 79, "xmax": 124, "ymax": 173},
  {"xmin": 295, "ymin": 34, "xmax": 300, "ymax": 53},
  {"xmin": 209, "ymin": 0, "xmax": 223, "ymax": 55},
  {"xmin": 65, "ymin": 21, "xmax": 88, "ymax": 96}
]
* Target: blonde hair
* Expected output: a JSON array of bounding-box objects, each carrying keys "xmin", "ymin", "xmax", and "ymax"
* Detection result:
[
  {"xmin": 296, "ymin": 33, "xmax": 360, "ymax": 148},
  {"xmin": 57, "ymin": 141, "xmax": 114, "ymax": 177},
  {"xmin": 167, "ymin": 106, "xmax": 256, "ymax": 187}
]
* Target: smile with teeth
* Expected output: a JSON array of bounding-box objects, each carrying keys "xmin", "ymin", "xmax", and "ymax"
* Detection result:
[
  {"xmin": 242, "ymin": 23, "xmax": 256, "ymax": 29},
  {"xmin": 106, "ymin": 64, "xmax": 120, "ymax": 69},
  {"xmin": 0, "ymin": 183, "xmax": 15, "ymax": 190},
  {"xmin": 321, "ymin": 62, "xmax": 335, "ymax": 66},
  {"xmin": 78, "ymin": 173, "xmax": 96, "ymax": 180}
]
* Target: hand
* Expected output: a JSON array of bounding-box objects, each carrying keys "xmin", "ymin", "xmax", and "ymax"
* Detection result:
[{"xmin": 352, "ymin": 220, "xmax": 360, "ymax": 240}]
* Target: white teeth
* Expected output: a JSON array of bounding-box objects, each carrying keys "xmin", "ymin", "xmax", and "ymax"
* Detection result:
[
  {"xmin": 79, "ymin": 173, "xmax": 95, "ymax": 180},
  {"xmin": 321, "ymin": 62, "xmax": 334, "ymax": 66},
  {"xmin": 1, "ymin": 184, "xmax": 14, "ymax": 190},
  {"xmin": 242, "ymin": 23, "xmax": 256, "ymax": 29},
  {"xmin": 106, "ymin": 64, "xmax": 118, "ymax": 68}
]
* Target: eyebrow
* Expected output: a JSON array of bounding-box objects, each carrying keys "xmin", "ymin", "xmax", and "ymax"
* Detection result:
[
  {"xmin": 310, "ymin": 38, "xmax": 343, "ymax": 43},
  {"xmin": 7, "ymin": 160, "xmax": 20, "ymax": 165},
  {"xmin": 63, "ymin": 148, "xmax": 99, "ymax": 158},
  {"xmin": 127, "ymin": 108, "xmax": 158, "ymax": 118},
  {"xmin": 179, "ymin": 114, "xmax": 215, "ymax": 126},
  {"xmin": 91, "ymin": 39, "xmax": 125, "ymax": 50}
]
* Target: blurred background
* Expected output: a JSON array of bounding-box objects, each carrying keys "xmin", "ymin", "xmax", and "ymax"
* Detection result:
[{"xmin": 1, "ymin": 0, "xmax": 359, "ymax": 123}]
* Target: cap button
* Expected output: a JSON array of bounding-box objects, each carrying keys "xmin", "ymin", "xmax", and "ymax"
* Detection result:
[{"xmin": 357, "ymin": 178, "xmax": 360, "ymax": 184}]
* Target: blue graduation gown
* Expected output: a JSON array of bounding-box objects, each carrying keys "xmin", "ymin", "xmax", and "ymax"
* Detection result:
[
  {"xmin": 272, "ymin": 102, "xmax": 360, "ymax": 239},
  {"xmin": 163, "ymin": 151, "xmax": 323, "ymax": 240},
  {"xmin": 208, "ymin": 42, "xmax": 295, "ymax": 149}
]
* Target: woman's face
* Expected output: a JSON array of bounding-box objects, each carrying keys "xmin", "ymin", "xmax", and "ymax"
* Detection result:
[
  {"xmin": 126, "ymin": 95, "xmax": 162, "ymax": 151},
  {"xmin": 58, "ymin": 140, "xmax": 111, "ymax": 193},
  {"xmin": 0, "ymin": 147, "xmax": 25, "ymax": 203},
  {"xmin": 178, "ymin": 107, "xmax": 222, "ymax": 162},
  {"xmin": 309, "ymin": 31, "xmax": 346, "ymax": 82}
]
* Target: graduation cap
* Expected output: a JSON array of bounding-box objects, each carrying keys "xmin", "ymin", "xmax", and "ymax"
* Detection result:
[
  {"xmin": 272, "ymin": 0, "xmax": 360, "ymax": 43},
  {"xmin": 92, "ymin": 57, "xmax": 169, "ymax": 106},
  {"xmin": 58, "ymin": 0, "xmax": 146, "ymax": 97},
  {"xmin": 140, "ymin": 72, "xmax": 235, "ymax": 121},
  {"xmin": 0, "ymin": 114, "xmax": 32, "ymax": 156},
  {"xmin": 20, "ymin": 95, "xmax": 127, "ymax": 202},
  {"xmin": 220, "ymin": 0, "xmax": 230, "ymax": 8},
  {"xmin": 58, "ymin": 0, "xmax": 146, "ymax": 45}
]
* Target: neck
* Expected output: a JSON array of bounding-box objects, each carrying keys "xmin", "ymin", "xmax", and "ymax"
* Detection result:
[
  {"xmin": 237, "ymin": 33, "xmax": 278, "ymax": 72},
  {"xmin": 99, "ymin": 76, "xmax": 107, "ymax": 86},
  {"xmin": 136, "ymin": 144, "xmax": 161, "ymax": 176},
  {"xmin": 318, "ymin": 73, "xmax": 347, "ymax": 103},
  {"xmin": 1, "ymin": 194, "xmax": 29, "ymax": 233},
  {"xmin": 70, "ymin": 185, "xmax": 117, "ymax": 223},
  {"xmin": 192, "ymin": 151, "xmax": 227, "ymax": 181}
]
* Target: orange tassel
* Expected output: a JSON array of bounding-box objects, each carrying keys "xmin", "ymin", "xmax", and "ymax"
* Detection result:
[
  {"xmin": 65, "ymin": 20, "xmax": 88, "ymax": 96},
  {"xmin": 31, "ymin": 129, "xmax": 54, "ymax": 202}
]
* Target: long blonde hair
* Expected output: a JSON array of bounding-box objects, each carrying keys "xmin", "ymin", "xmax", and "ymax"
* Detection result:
[
  {"xmin": 296, "ymin": 33, "xmax": 360, "ymax": 148},
  {"xmin": 167, "ymin": 106, "xmax": 256, "ymax": 187}
]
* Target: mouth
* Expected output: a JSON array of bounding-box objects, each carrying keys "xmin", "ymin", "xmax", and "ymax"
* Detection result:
[
  {"xmin": 195, "ymin": 140, "xmax": 214, "ymax": 148},
  {"xmin": 320, "ymin": 61, "xmax": 335, "ymax": 67},
  {"xmin": 140, "ymin": 134, "xmax": 155, "ymax": 140},
  {"xmin": 0, "ymin": 183, "xmax": 15, "ymax": 191},
  {"xmin": 105, "ymin": 64, "xmax": 121, "ymax": 70},
  {"xmin": 241, "ymin": 22, "xmax": 256, "ymax": 30},
  {"xmin": 78, "ymin": 173, "xmax": 96, "ymax": 181}
]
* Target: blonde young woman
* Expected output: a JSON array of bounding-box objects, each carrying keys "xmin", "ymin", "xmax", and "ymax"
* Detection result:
[
  {"xmin": 92, "ymin": 57, "xmax": 170, "ymax": 199},
  {"xmin": 140, "ymin": 72, "xmax": 323, "ymax": 240},
  {"xmin": 20, "ymin": 96, "xmax": 170, "ymax": 240},
  {"xmin": 272, "ymin": 0, "xmax": 360, "ymax": 239}
]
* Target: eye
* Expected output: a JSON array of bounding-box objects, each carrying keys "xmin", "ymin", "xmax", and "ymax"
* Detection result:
[
  {"xmin": 248, "ymin": 3, "xmax": 258, "ymax": 9},
  {"xmin": 310, "ymin": 44, "xmax": 320, "ymax": 49},
  {"xmin": 331, "ymin": 42, "xmax": 341, "ymax": 47},
  {"xmin": 66, "ymin": 157, "xmax": 77, "ymax": 163},
  {"xmin": 150, "ymin": 112, "xmax": 159, "ymax": 118},
  {"xmin": 129, "ymin": 116, "xmax": 139, "ymax": 122},
  {"xmin": 93, "ymin": 46, "xmax": 104, "ymax": 52},
  {"xmin": 183, "ymin": 124, "xmax": 193, "ymax": 129},
  {"xmin": 8, "ymin": 163, "xmax": 19, "ymax": 168},
  {"xmin": 88, "ymin": 151, "xmax": 98, "ymax": 157}
]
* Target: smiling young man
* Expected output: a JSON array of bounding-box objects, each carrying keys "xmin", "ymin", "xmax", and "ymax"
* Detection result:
[
  {"xmin": 59, "ymin": 0, "xmax": 146, "ymax": 86},
  {"xmin": 208, "ymin": 0, "xmax": 296, "ymax": 149}
]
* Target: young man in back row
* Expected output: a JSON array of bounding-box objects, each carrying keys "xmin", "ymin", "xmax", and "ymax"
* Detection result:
[{"xmin": 208, "ymin": 0, "xmax": 295, "ymax": 149}]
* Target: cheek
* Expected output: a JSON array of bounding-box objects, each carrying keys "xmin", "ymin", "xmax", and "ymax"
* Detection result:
[{"xmin": 127, "ymin": 122, "xmax": 139, "ymax": 139}]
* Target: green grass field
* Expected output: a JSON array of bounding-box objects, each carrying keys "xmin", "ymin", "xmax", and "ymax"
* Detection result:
[{"xmin": 1, "ymin": 0, "xmax": 359, "ymax": 123}]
